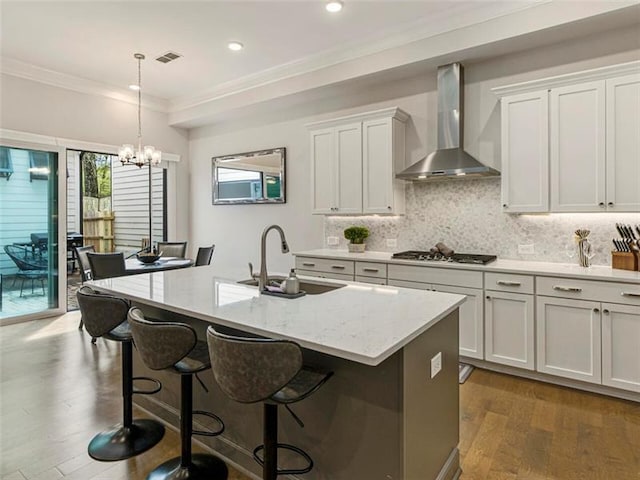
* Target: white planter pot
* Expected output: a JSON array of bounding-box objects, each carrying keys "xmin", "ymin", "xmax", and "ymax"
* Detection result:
[{"xmin": 348, "ymin": 243, "xmax": 366, "ymax": 253}]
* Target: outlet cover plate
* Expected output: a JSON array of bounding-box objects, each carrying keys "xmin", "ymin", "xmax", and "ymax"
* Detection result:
[
  {"xmin": 518, "ymin": 244, "xmax": 535, "ymax": 254},
  {"xmin": 386, "ymin": 238, "xmax": 398, "ymax": 248},
  {"xmin": 430, "ymin": 352, "xmax": 442, "ymax": 379},
  {"xmin": 327, "ymin": 236, "xmax": 339, "ymax": 246}
]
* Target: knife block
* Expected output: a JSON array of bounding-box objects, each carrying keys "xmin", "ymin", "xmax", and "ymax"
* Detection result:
[{"xmin": 611, "ymin": 251, "xmax": 639, "ymax": 271}]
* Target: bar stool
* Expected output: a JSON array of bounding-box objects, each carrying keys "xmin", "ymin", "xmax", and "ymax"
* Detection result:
[
  {"xmin": 76, "ymin": 286, "xmax": 165, "ymax": 461},
  {"xmin": 206, "ymin": 326, "xmax": 333, "ymax": 480},
  {"xmin": 128, "ymin": 307, "xmax": 228, "ymax": 480}
]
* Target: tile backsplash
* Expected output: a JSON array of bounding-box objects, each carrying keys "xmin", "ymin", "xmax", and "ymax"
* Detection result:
[{"xmin": 324, "ymin": 178, "xmax": 640, "ymax": 266}]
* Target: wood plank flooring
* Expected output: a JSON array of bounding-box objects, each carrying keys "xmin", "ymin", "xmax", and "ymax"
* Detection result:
[{"xmin": 1, "ymin": 312, "xmax": 639, "ymax": 479}]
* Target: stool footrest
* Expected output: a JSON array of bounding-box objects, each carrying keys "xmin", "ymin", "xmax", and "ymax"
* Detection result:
[
  {"xmin": 192, "ymin": 410, "xmax": 225, "ymax": 437},
  {"xmin": 253, "ymin": 443, "xmax": 313, "ymax": 475},
  {"xmin": 132, "ymin": 376, "xmax": 162, "ymax": 396}
]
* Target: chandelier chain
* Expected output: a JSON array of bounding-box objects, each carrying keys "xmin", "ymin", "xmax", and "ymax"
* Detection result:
[{"xmin": 137, "ymin": 56, "xmax": 142, "ymax": 150}]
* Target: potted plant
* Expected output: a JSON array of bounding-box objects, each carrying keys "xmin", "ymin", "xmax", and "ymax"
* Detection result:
[{"xmin": 344, "ymin": 226, "xmax": 370, "ymax": 253}]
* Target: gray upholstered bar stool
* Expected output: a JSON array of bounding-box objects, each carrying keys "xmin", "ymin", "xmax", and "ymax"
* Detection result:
[
  {"xmin": 128, "ymin": 308, "xmax": 228, "ymax": 480},
  {"xmin": 206, "ymin": 326, "xmax": 333, "ymax": 480},
  {"xmin": 76, "ymin": 286, "xmax": 165, "ymax": 461}
]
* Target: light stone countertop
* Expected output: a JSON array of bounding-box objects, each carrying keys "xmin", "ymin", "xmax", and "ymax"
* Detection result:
[
  {"xmin": 89, "ymin": 267, "xmax": 465, "ymax": 366},
  {"xmin": 294, "ymin": 249, "xmax": 640, "ymax": 284}
]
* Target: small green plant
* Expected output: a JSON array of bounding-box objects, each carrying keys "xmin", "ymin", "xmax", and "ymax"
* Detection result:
[{"xmin": 343, "ymin": 226, "xmax": 370, "ymax": 244}]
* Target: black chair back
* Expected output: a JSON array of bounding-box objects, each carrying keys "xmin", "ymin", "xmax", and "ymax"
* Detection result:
[
  {"xmin": 76, "ymin": 286, "xmax": 130, "ymax": 338},
  {"xmin": 74, "ymin": 245, "xmax": 95, "ymax": 282},
  {"xmin": 87, "ymin": 252, "xmax": 126, "ymax": 280},
  {"xmin": 157, "ymin": 242, "xmax": 187, "ymax": 259},
  {"xmin": 195, "ymin": 245, "xmax": 215, "ymax": 267}
]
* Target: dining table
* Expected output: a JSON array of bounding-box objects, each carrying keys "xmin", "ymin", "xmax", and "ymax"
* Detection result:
[{"xmin": 125, "ymin": 256, "xmax": 194, "ymax": 274}]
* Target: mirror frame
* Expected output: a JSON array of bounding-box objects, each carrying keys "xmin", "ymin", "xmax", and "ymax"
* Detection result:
[{"xmin": 212, "ymin": 147, "xmax": 286, "ymax": 205}]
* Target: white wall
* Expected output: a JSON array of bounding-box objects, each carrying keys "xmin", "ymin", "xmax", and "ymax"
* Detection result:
[
  {"xmin": 189, "ymin": 25, "xmax": 640, "ymax": 272},
  {"xmin": 0, "ymin": 74, "xmax": 190, "ymax": 242}
]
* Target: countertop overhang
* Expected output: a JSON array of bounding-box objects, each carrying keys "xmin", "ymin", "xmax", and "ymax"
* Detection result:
[
  {"xmin": 89, "ymin": 268, "xmax": 464, "ymax": 366},
  {"xmin": 294, "ymin": 249, "xmax": 640, "ymax": 284}
]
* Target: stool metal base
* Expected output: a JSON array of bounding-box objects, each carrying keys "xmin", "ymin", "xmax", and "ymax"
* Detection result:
[
  {"xmin": 88, "ymin": 419, "xmax": 165, "ymax": 461},
  {"xmin": 146, "ymin": 453, "xmax": 228, "ymax": 480}
]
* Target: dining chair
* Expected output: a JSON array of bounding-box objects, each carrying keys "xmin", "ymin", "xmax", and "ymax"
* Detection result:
[
  {"xmin": 74, "ymin": 245, "xmax": 96, "ymax": 338},
  {"xmin": 157, "ymin": 241, "xmax": 187, "ymax": 259},
  {"xmin": 195, "ymin": 245, "xmax": 215, "ymax": 267},
  {"xmin": 87, "ymin": 252, "xmax": 126, "ymax": 280}
]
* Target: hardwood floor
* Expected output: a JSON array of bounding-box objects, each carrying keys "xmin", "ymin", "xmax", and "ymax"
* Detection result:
[{"xmin": 1, "ymin": 312, "xmax": 639, "ymax": 479}]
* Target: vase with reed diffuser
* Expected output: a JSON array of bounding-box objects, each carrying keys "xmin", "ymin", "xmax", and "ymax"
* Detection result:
[{"xmin": 575, "ymin": 229, "xmax": 594, "ymax": 267}]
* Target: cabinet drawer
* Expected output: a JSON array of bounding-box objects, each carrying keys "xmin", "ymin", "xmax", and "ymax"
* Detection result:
[
  {"xmin": 536, "ymin": 276, "xmax": 640, "ymax": 306},
  {"xmin": 297, "ymin": 269, "xmax": 354, "ymax": 281},
  {"xmin": 387, "ymin": 279, "xmax": 431, "ymax": 290},
  {"xmin": 485, "ymin": 272, "xmax": 534, "ymax": 294},
  {"xmin": 355, "ymin": 275, "xmax": 387, "ymax": 285},
  {"xmin": 388, "ymin": 264, "xmax": 482, "ymax": 289},
  {"xmin": 355, "ymin": 262, "xmax": 387, "ymax": 279},
  {"xmin": 296, "ymin": 257, "xmax": 355, "ymax": 275}
]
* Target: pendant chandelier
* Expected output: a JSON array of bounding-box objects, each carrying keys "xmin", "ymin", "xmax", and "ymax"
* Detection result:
[{"xmin": 118, "ymin": 53, "xmax": 161, "ymax": 167}]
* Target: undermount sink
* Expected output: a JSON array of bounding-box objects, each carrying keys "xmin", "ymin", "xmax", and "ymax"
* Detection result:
[{"xmin": 237, "ymin": 277, "xmax": 346, "ymax": 295}]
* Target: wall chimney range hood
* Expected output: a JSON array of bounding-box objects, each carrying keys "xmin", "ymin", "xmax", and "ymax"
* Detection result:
[{"xmin": 396, "ymin": 63, "xmax": 500, "ymax": 181}]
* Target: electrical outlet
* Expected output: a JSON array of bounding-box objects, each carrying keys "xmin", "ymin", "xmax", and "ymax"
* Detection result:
[
  {"xmin": 518, "ymin": 244, "xmax": 535, "ymax": 254},
  {"xmin": 430, "ymin": 352, "xmax": 442, "ymax": 379},
  {"xmin": 386, "ymin": 238, "xmax": 398, "ymax": 248},
  {"xmin": 327, "ymin": 236, "xmax": 339, "ymax": 246}
]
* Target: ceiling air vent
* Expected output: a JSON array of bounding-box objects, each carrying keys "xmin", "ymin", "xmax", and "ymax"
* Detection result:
[{"xmin": 155, "ymin": 51, "xmax": 182, "ymax": 64}]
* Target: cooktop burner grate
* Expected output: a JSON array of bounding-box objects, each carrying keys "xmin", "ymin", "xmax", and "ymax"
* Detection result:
[{"xmin": 392, "ymin": 251, "xmax": 497, "ymax": 265}]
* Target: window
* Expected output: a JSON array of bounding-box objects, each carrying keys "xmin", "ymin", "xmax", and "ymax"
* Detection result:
[
  {"xmin": 0, "ymin": 147, "xmax": 13, "ymax": 180},
  {"xmin": 29, "ymin": 151, "xmax": 51, "ymax": 181}
]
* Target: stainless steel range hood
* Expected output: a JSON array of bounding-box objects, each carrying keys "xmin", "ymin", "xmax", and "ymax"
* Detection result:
[{"xmin": 396, "ymin": 63, "xmax": 500, "ymax": 181}]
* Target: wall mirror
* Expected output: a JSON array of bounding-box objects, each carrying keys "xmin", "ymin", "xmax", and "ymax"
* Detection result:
[{"xmin": 212, "ymin": 147, "xmax": 286, "ymax": 205}]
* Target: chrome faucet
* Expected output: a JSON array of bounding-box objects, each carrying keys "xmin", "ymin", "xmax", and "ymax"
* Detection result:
[{"xmin": 259, "ymin": 225, "xmax": 290, "ymax": 292}]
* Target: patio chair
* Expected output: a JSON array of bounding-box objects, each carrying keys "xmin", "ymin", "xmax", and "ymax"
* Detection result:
[
  {"xmin": 157, "ymin": 241, "xmax": 188, "ymax": 259},
  {"xmin": 3, "ymin": 244, "xmax": 48, "ymax": 297}
]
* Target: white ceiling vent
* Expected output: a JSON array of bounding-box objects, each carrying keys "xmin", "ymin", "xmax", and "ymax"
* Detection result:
[{"xmin": 155, "ymin": 52, "xmax": 182, "ymax": 64}]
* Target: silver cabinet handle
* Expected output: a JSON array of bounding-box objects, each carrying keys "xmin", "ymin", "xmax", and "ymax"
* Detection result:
[
  {"xmin": 363, "ymin": 268, "xmax": 379, "ymax": 273},
  {"xmin": 497, "ymin": 281, "xmax": 521, "ymax": 287},
  {"xmin": 598, "ymin": 202, "xmax": 605, "ymax": 207},
  {"xmin": 387, "ymin": 206, "xmax": 392, "ymax": 210},
  {"xmin": 302, "ymin": 262, "xmax": 315, "ymax": 267},
  {"xmin": 603, "ymin": 309, "xmax": 610, "ymax": 315},
  {"xmin": 553, "ymin": 285, "xmax": 582, "ymax": 292},
  {"xmin": 607, "ymin": 202, "xmax": 614, "ymax": 207},
  {"xmin": 622, "ymin": 292, "xmax": 640, "ymax": 298},
  {"xmin": 593, "ymin": 308, "xmax": 600, "ymax": 313},
  {"xmin": 331, "ymin": 265, "xmax": 346, "ymax": 270},
  {"xmin": 486, "ymin": 295, "xmax": 491, "ymax": 300}
]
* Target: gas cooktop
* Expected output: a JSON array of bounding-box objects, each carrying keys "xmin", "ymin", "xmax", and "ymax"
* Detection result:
[{"xmin": 392, "ymin": 251, "xmax": 497, "ymax": 265}]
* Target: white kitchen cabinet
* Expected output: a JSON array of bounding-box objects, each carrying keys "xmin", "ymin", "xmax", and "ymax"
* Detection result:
[
  {"xmin": 362, "ymin": 117, "xmax": 406, "ymax": 214},
  {"xmin": 606, "ymin": 73, "xmax": 640, "ymax": 212},
  {"xmin": 310, "ymin": 123, "xmax": 362, "ymax": 214},
  {"xmin": 550, "ymin": 81, "xmax": 606, "ymax": 212},
  {"xmin": 485, "ymin": 291, "xmax": 535, "ymax": 370},
  {"xmin": 307, "ymin": 107, "xmax": 408, "ymax": 215},
  {"xmin": 500, "ymin": 91, "xmax": 549, "ymax": 213},
  {"xmin": 536, "ymin": 296, "xmax": 602, "ymax": 384},
  {"xmin": 601, "ymin": 302, "xmax": 640, "ymax": 393}
]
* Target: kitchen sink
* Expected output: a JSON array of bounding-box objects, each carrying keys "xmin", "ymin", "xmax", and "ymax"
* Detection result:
[{"xmin": 237, "ymin": 277, "xmax": 346, "ymax": 295}]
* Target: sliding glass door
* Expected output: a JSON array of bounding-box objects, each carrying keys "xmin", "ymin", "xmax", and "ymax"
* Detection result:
[{"xmin": 0, "ymin": 141, "xmax": 64, "ymax": 322}]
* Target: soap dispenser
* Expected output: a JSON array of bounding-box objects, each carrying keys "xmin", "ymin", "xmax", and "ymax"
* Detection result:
[{"xmin": 283, "ymin": 269, "xmax": 300, "ymax": 295}]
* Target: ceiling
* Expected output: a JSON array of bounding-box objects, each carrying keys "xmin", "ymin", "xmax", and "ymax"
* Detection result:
[{"xmin": 0, "ymin": 0, "xmax": 541, "ymax": 100}]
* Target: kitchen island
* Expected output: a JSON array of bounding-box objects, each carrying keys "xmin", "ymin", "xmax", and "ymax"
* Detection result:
[{"xmin": 90, "ymin": 267, "xmax": 465, "ymax": 480}]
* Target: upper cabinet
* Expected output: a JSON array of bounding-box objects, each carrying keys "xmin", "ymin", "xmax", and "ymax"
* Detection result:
[
  {"xmin": 307, "ymin": 107, "xmax": 409, "ymax": 215},
  {"xmin": 493, "ymin": 62, "xmax": 640, "ymax": 213}
]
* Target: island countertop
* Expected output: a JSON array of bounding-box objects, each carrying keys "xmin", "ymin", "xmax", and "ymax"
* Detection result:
[{"xmin": 89, "ymin": 267, "xmax": 464, "ymax": 366}]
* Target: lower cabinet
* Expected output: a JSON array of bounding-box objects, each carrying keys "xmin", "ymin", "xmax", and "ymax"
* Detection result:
[
  {"xmin": 601, "ymin": 302, "xmax": 640, "ymax": 393},
  {"xmin": 536, "ymin": 296, "xmax": 602, "ymax": 384},
  {"xmin": 485, "ymin": 291, "xmax": 535, "ymax": 370}
]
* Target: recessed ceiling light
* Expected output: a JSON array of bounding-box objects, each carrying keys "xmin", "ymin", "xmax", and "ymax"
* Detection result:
[
  {"xmin": 326, "ymin": 1, "xmax": 343, "ymax": 13},
  {"xmin": 228, "ymin": 41, "xmax": 244, "ymax": 51},
  {"xmin": 128, "ymin": 84, "xmax": 140, "ymax": 91}
]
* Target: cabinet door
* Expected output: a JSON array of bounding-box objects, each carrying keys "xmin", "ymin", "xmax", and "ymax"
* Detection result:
[
  {"xmin": 602, "ymin": 302, "xmax": 640, "ymax": 392},
  {"xmin": 334, "ymin": 123, "xmax": 362, "ymax": 214},
  {"xmin": 433, "ymin": 285, "xmax": 484, "ymax": 360},
  {"xmin": 310, "ymin": 128, "xmax": 336, "ymax": 214},
  {"xmin": 362, "ymin": 118, "xmax": 394, "ymax": 214},
  {"xmin": 501, "ymin": 91, "xmax": 549, "ymax": 213},
  {"xmin": 536, "ymin": 296, "xmax": 601, "ymax": 383},
  {"xmin": 550, "ymin": 81, "xmax": 606, "ymax": 212},
  {"xmin": 485, "ymin": 291, "xmax": 534, "ymax": 370},
  {"xmin": 606, "ymin": 74, "xmax": 640, "ymax": 212}
]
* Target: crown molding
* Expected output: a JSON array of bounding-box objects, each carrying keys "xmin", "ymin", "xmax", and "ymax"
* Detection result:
[
  {"xmin": 0, "ymin": 57, "xmax": 170, "ymax": 113},
  {"xmin": 169, "ymin": 0, "xmax": 546, "ymax": 112},
  {"xmin": 305, "ymin": 107, "xmax": 409, "ymax": 129},
  {"xmin": 492, "ymin": 60, "xmax": 640, "ymax": 97}
]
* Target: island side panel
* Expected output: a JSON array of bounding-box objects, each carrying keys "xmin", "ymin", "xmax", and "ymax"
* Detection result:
[
  {"xmin": 403, "ymin": 309, "xmax": 460, "ymax": 480},
  {"xmin": 131, "ymin": 302, "xmax": 406, "ymax": 480}
]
